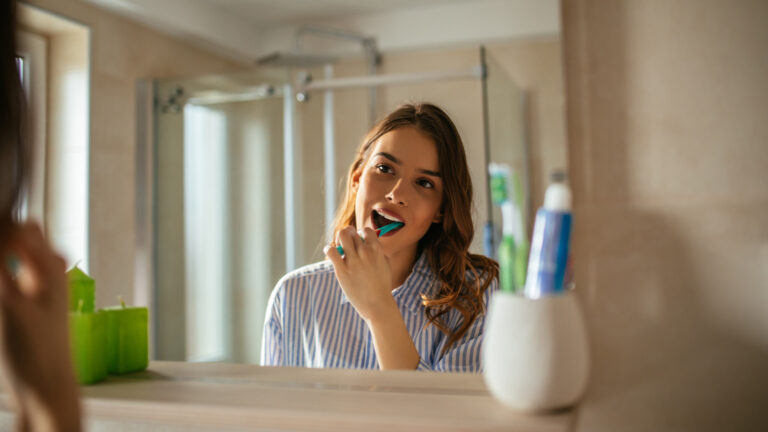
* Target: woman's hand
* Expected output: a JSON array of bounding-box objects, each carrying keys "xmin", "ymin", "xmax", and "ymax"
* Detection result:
[
  {"xmin": 325, "ymin": 226, "xmax": 420, "ymax": 369},
  {"xmin": 324, "ymin": 226, "xmax": 396, "ymax": 322},
  {"xmin": 0, "ymin": 222, "xmax": 81, "ymax": 432}
]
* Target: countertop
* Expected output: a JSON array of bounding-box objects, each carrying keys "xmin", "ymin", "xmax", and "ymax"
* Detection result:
[{"xmin": 1, "ymin": 361, "xmax": 576, "ymax": 431}]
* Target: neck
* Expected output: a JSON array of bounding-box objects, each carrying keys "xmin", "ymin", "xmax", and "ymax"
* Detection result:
[{"xmin": 387, "ymin": 245, "xmax": 419, "ymax": 288}]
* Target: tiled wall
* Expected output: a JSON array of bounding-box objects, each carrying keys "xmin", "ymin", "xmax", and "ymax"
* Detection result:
[
  {"xmin": 25, "ymin": 0, "xmax": 242, "ymax": 308},
  {"xmin": 562, "ymin": 0, "xmax": 768, "ymax": 430}
]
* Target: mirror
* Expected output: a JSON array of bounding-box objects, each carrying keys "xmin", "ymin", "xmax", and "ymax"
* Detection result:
[{"xmin": 116, "ymin": 0, "xmax": 566, "ymax": 367}]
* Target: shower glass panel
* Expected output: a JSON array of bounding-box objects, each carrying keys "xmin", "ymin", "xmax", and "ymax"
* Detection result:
[
  {"xmin": 483, "ymin": 51, "xmax": 530, "ymax": 256},
  {"xmin": 154, "ymin": 70, "xmax": 289, "ymax": 363}
]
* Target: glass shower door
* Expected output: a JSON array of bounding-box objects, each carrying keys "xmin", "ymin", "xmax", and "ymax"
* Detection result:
[
  {"xmin": 153, "ymin": 72, "xmax": 286, "ymax": 363},
  {"xmin": 482, "ymin": 49, "xmax": 530, "ymax": 257}
]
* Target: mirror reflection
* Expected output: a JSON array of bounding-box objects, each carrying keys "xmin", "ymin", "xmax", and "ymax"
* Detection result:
[
  {"xmin": 147, "ymin": 1, "xmax": 566, "ymax": 367},
  {"xmin": 26, "ymin": 0, "xmax": 567, "ymax": 369}
]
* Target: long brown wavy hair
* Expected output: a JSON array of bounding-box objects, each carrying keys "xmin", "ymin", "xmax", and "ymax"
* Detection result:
[
  {"xmin": 0, "ymin": 0, "xmax": 28, "ymax": 242},
  {"xmin": 331, "ymin": 103, "xmax": 498, "ymax": 353}
]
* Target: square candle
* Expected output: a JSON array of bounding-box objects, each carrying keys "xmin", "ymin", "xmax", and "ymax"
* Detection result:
[
  {"xmin": 69, "ymin": 310, "xmax": 108, "ymax": 385},
  {"xmin": 102, "ymin": 304, "xmax": 148, "ymax": 374},
  {"xmin": 67, "ymin": 266, "xmax": 94, "ymax": 313}
]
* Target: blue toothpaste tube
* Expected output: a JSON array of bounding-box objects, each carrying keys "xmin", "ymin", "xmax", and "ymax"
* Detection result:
[{"xmin": 524, "ymin": 172, "xmax": 572, "ymax": 298}]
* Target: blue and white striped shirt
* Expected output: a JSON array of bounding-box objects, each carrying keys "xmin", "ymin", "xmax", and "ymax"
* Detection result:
[{"xmin": 260, "ymin": 252, "xmax": 497, "ymax": 372}]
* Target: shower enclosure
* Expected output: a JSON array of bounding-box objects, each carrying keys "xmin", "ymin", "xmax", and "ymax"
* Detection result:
[{"xmin": 137, "ymin": 46, "xmax": 529, "ymax": 363}]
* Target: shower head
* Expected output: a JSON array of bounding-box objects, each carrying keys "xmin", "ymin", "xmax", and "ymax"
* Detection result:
[{"xmin": 255, "ymin": 52, "xmax": 338, "ymax": 68}]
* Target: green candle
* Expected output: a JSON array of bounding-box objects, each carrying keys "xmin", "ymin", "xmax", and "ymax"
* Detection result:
[
  {"xmin": 67, "ymin": 266, "xmax": 94, "ymax": 313},
  {"xmin": 69, "ymin": 302, "xmax": 108, "ymax": 385},
  {"xmin": 102, "ymin": 299, "xmax": 148, "ymax": 374}
]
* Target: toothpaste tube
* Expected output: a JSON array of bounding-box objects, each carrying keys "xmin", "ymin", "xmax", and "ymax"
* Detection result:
[{"xmin": 524, "ymin": 172, "xmax": 572, "ymax": 298}]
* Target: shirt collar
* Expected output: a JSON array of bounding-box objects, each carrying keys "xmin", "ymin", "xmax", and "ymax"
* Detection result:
[{"xmin": 339, "ymin": 251, "xmax": 438, "ymax": 314}]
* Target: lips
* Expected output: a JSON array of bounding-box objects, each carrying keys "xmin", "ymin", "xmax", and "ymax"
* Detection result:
[{"xmin": 371, "ymin": 208, "xmax": 405, "ymax": 236}]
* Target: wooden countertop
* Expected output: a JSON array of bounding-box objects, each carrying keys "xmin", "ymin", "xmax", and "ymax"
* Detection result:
[{"xmin": 2, "ymin": 361, "xmax": 576, "ymax": 431}]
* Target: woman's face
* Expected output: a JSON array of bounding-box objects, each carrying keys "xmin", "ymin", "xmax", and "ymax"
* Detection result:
[{"xmin": 353, "ymin": 126, "xmax": 444, "ymax": 259}]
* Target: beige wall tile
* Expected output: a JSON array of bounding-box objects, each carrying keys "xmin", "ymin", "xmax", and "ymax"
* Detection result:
[{"xmin": 563, "ymin": 0, "xmax": 768, "ymax": 430}]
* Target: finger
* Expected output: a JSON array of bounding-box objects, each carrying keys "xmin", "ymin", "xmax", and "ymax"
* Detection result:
[
  {"xmin": 358, "ymin": 227, "xmax": 380, "ymax": 258},
  {"xmin": 6, "ymin": 223, "xmax": 66, "ymax": 299},
  {"xmin": 338, "ymin": 226, "xmax": 360, "ymax": 261},
  {"xmin": 323, "ymin": 244, "xmax": 345, "ymax": 270},
  {"xmin": 352, "ymin": 229, "xmax": 364, "ymax": 249},
  {"xmin": 15, "ymin": 221, "xmax": 65, "ymax": 274},
  {"xmin": 0, "ymin": 263, "xmax": 22, "ymax": 310},
  {"xmin": 359, "ymin": 227, "xmax": 379, "ymax": 246},
  {"xmin": 7, "ymin": 224, "xmax": 51, "ymax": 273},
  {"xmin": 0, "ymin": 222, "xmax": 23, "ymax": 306}
]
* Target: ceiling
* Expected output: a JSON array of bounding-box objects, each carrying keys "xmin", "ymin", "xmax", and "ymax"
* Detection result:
[
  {"xmin": 84, "ymin": 0, "xmax": 560, "ymax": 65},
  {"xmin": 203, "ymin": 0, "xmax": 470, "ymax": 28}
]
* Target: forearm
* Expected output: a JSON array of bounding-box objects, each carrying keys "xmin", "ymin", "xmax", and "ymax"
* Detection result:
[
  {"xmin": 20, "ymin": 398, "xmax": 81, "ymax": 432},
  {"xmin": 365, "ymin": 298, "xmax": 420, "ymax": 370},
  {"xmin": 20, "ymin": 370, "xmax": 82, "ymax": 432}
]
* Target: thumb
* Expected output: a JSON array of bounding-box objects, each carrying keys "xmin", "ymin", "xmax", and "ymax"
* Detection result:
[{"xmin": 0, "ymin": 264, "xmax": 22, "ymax": 312}]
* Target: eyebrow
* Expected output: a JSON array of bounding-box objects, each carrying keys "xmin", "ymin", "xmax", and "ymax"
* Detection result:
[{"xmin": 375, "ymin": 152, "xmax": 442, "ymax": 177}]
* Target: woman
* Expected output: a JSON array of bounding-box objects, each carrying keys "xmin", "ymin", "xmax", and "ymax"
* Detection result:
[
  {"xmin": 0, "ymin": 0, "xmax": 82, "ymax": 430},
  {"xmin": 261, "ymin": 103, "xmax": 498, "ymax": 371}
]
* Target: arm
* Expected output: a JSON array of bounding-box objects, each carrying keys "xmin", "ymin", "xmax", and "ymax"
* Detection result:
[
  {"xmin": 365, "ymin": 296, "xmax": 419, "ymax": 370},
  {"xmin": 0, "ymin": 222, "xmax": 82, "ymax": 432},
  {"xmin": 325, "ymin": 226, "xmax": 419, "ymax": 370}
]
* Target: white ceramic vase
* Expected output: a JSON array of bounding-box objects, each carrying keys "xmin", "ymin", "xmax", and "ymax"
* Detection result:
[{"xmin": 482, "ymin": 291, "xmax": 590, "ymax": 412}]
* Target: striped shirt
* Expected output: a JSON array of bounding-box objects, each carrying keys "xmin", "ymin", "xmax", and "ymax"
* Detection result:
[{"xmin": 260, "ymin": 252, "xmax": 498, "ymax": 372}]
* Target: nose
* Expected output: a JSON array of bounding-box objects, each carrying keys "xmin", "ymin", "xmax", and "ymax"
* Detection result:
[{"xmin": 385, "ymin": 179, "xmax": 408, "ymax": 206}]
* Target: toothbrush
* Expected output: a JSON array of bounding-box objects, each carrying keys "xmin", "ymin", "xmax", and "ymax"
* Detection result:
[
  {"xmin": 335, "ymin": 222, "xmax": 404, "ymax": 256},
  {"xmin": 488, "ymin": 163, "xmax": 528, "ymax": 292}
]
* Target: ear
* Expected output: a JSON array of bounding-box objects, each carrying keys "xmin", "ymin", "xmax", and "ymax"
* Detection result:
[{"xmin": 351, "ymin": 170, "xmax": 362, "ymax": 190}]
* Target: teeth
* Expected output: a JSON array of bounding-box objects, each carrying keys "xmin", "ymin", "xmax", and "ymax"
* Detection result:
[{"xmin": 375, "ymin": 209, "xmax": 403, "ymax": 223}]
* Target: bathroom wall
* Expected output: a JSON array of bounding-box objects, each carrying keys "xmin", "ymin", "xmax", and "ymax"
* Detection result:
[
  {"xmin": 562, "ymin": 0, "xmax": 768, "ymax": 430},
  {"xmin": 23, "ymin": 0, "xmax": 243, "ymax": 307}
]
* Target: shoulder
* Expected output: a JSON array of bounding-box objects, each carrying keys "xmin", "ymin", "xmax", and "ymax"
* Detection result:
[
  {"xmin": 282, "ymin": 259, "xmax": 335, "ymax": 281},
  {"xmin": 276, "ymin": 260, "xmax": 335, "ymax": 288},
  {"xmin": 271, "ymin": 260, "xmax": 336, "ymax": 299}
]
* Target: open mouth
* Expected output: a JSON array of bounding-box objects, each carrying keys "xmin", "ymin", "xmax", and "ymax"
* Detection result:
[{"xmin": 371, "ymin": 209, "xmax": 405, "ymax": 236}]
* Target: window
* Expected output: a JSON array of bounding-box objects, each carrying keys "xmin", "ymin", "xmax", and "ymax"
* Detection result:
[{"xmin": 18, "ymin": 6, "xmax": 90, "ymax": 271}]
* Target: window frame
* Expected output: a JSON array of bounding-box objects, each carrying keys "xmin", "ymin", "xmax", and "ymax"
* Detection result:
[{"xmin": 16, "ymin": 29, "xmax": 48, "ymax": 224}]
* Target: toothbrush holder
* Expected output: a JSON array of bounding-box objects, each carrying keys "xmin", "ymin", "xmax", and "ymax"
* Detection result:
[{"xmin": 482, "ymin": 290, "xmax": 590, "ymax": 412}]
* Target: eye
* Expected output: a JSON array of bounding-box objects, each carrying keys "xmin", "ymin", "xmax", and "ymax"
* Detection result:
[
  {"xmin": 417, "ymin": 178, "xmax": 435, "ymax": 189},
  {"xmin": 376, "ymin": 164, "xmax": 393, "ymax": 174}
]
